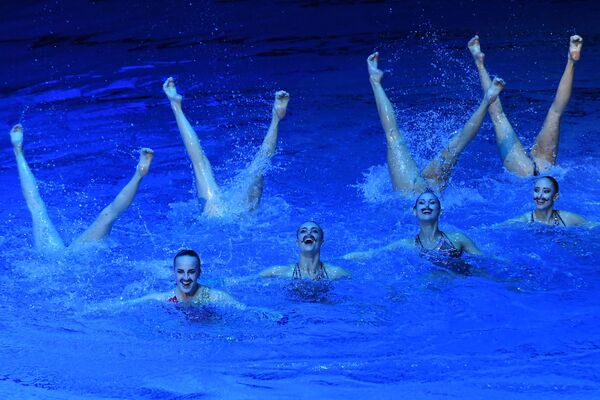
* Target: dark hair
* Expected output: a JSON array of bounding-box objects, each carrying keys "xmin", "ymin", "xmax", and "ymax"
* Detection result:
[
  {"xmin": 173, "ymin": 249, "xmax": 201, "ymax": 272},
  {"xmin": 296, "ymin": 221, "xmax": 324, "ymax": 240},
  {"xmin": 413, "ymin": 190, "xmax": 440, "ymax": 208},
  {"xmin": 540, "ymin": 176, "xmax": 559, "ymax": 193}
]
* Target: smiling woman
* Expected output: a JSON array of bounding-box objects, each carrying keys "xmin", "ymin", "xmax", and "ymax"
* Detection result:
[
  {"xmin": 259, "ymin": 221, "xmax": 351, "ymax": 280},
  {"xmin": 506, "ymin": 176, "xmax": 595, "ymax": 227},
  {"xmin": 131, "ymin": 249, "xmax": 247, "ymax": 306},
  {"xmin": 343, "ymin": 191, "xmax": 482, "ymax": 265}
]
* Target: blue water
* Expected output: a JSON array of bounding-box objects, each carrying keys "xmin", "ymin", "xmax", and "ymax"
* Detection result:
[{"xmin": 1, "ymin": 1, "xmax": 600, "ymax": 399}]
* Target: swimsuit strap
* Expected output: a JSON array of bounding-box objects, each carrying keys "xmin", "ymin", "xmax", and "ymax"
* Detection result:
[
  {"xmin": 292, "ymin": 263, "xmax": 302, "ymax": 279},
  {"xmin": 201, "ymin": 286, "xmax": 210, "ymax": 302},
  {"xmin": 440, "ymin": 231, "xmax": 458, "ymax": 251},
  {"xmin": 415, "ymin": 234, "xmax": 424, "ymax": 250},
  {"xmin": 293, "ymin": 262, "xmax": 328, "ymax": 280},
  {"xmin": 553, "ymin": 210, "xmax": 566, "ymax": 227},
  {"xmin": 318, "ymin": 262, "xmax": 329, "ymax": 280},
  {"xmin": 530, "ymin": 210, "xmax": 566, "ymax": 226},
  {"xmin": 415, "ymin": 233, "xmax": 444, "ymax": 252}
]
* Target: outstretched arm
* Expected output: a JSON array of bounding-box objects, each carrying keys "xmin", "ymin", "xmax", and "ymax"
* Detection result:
[
  {"xmin": 451, "ymin": 232, "xmax": 483, "ymax": 256},
  {"xmin": 209, "ymin": 288, "xmax": 286, "ymax": 322},
  {"xmin": 561, "ymin": 211, "xmax": 597, "ymax": 228},
  {"xmin": 343, "ymin": 238, "xmax": 412, "ymax": 260}
]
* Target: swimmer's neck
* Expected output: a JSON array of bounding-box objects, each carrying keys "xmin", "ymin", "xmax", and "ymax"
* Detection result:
[
  {"xmin": 175, "ymin": 283, "xmax": 202, "ymax": 302},
  {"xmin": 298, "ymin": 252, "xmax": 323, "ymax": 275},
  {"xmin": 418, "ymin": 221, "xmax": 441, "ymax": 241},
  {"xmin": 533, "ymin": 208, "xmax": 555, "ymax": 224}
]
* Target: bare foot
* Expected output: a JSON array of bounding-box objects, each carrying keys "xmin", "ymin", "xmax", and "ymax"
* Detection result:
[
  {"xmin": 162, "ymin": 77, "xmax": 182, "ymax": 109},
  {"xmin": 10, "ymin": 124, "xmax": 24, "ymax": 153},
  {"xmin": 569, "ymin": 35, "xmax": 583, "ymax": 61},
  {"xmin": 273, "ymin": 90, "xmax": 290, "ymax": 120},
  {"xmin": 485, "ymin": 77, "xmax": 505, "ymax": 105},
  {"xmin": 367, "ymin": 52, "xmax": 384, "ymax": 84},
  {"xmin": 136, "ymin": 148, "xmax": 154, "ymax": 177},
  {"xmin": 467, "ymin": 35, "xmax": 485, "ymax": 64}
]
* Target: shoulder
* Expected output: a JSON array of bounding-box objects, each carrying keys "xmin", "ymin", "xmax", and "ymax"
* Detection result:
[
  {"xmin": 445, "ymin": 231, "xmax": 471, "ymax": 244},
  {"xmin": 445, "ymin": 231, "xmax": 482, "ymax": 255},
  {"xmin": 141, "ymin": 291, "xmax": 174, "ymax": 302},
  {"xmin": 557, "ymin": 210, "xmax": 587, "ymax": 226},
  {"xmin": 259, "ymin": 264, "xmax": 295, "ymax": 278},
  {"xmin": 511, "ymin": 212, "xmax": 531, "ymax": 223},
  {"xmin": 324, "ymin": 263, "xmax": 351, "ymax": 279},
  {"xmin": 390, "ymin": 238, "xmax": 414, "ymax": 248}
]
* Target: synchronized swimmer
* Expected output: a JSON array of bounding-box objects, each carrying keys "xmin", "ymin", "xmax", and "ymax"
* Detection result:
[
  {"xmin": 468, "ymin": 35, "xmax": 583, "ymax": 176},
  {"xmin": 506, "ymin": 176, "xmax": 595, "ymax": 227},
  {"xmin": 367, "ymin": 51, "xmax": 504, "ymax": 194},
  {"xmin": 10, "ymin": 124, "xmax": 153, "ymax": 254},
  {"xmin": 8, "ymin": 35, "xmax": 595, "ymax": 316},
  {"xmin": 163, "ymin": 77, "xmax": 289, "ymax": 217},
  {"xmin": 259, "ymin": 221, "xmax": 351, "ymax": 280},
  {"xmin": 119, "ymin": 250, "xmax": 284, "ymax": 320},
  {"xmin": 344, "ymin": 191, "xmax": 482, "ymax": 262}
]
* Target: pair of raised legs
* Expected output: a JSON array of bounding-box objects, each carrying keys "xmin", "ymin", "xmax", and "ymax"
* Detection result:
[
  {"xmin": 367, "ymin": 52, "xmax": 505, "ymax": 193},
  {"xmin": 162, "ymin": 77, "xmax": 289, "ymax": 216},
  {"xmin": 468, "ymin": 35, "xmax": 583, "ymax": 176},
  {"xmin": 10, "ymin": 124, "xmax": 154, "ymax": 253}
]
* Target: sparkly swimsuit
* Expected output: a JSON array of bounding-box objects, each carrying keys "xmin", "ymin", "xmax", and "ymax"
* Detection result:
[
  {"xmin": 167, "ymin": 286, "xmax": 211, "ymax": 303},
  {"xmin": 292, "ymin": 262, "xmax": 329, "ymax": 280},
  {"xmin": 415, "ymin": 231, "xmax": 463, "ymax": 258},
  {"xmin": 529, "ymin": 210, "xmax": 566, "ymax": 227}
]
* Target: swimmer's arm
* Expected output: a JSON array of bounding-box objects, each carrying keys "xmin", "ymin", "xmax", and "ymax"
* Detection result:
[
  {"xmin": 342, "ymin": 238, "xmax": 412, "ymax": 260},
  {"xmin": 124, "ymin": 292, "xmax": 172, "ymax": 305},
  {"xmin": 561, "ymin": 211, "xmax": 598, "ymax": 227},
  {"xmin": 207, "ymin": 288, "xmax": 247, "ymax": 310},
  {"xmin": 325, "ymin": 264, "xmax": 352, "ymax": 279},
  {"xmin": 209, "ymin": 288, "xmax": 286, "ymax": 322},
  {"xmin": 453, "ymin": 232, "xmax": 483, "ymax": 256},
  {"xmin": 258, "ymin": 265, "xmax": 293, "ymax": 278},
  {"xmin": 224, "ymin": 265, "xmax": 292, "ymax": 285},
  {"xmin": 82, "ymin": 292, "xmax": 170, "ymax": 314},
  {"xmin": 491, "ymin": 213, "xmax": 529, "ymax": 228}
]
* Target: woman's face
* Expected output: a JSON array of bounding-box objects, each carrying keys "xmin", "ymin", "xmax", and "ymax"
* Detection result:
[
  {"xmin": 533, "ymin": 177, "xmax": 558, "ymax": 211},
  {"xmin": 174, "ymin": 255, "xmax": 200, "ymax": 296},
  {"xmin": 414, "ymin": 192, "xmax": 441, "ymax": 221}
]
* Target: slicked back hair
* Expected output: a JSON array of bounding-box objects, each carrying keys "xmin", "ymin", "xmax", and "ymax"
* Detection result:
[
  {"xmin": 540, "ymin": 176, "xmax": 559, "ymax": 193},
  {"xmin": 173, "ymin": 249, "xmax": 202, "ymax": 274},
  {"xmin": 414, "ymin": 190, "xmax": 441, "ymax": 209},
  {"xmin": 296, "ymin": 221, "xmax": 324, "ymax": 241}
]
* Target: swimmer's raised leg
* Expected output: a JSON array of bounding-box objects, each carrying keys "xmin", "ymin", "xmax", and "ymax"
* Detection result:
[
  {"xmin": 468, "ymin": 35, "xmax": 534, "ymax": 176},
  {"xmin": 422, "ymin": 78, "xmax": 505, "ymax": 189},
  {"xmin": 73, "ymin": 148, "xmax": 154, "ymax": 243},
  {"xmin": 163, "ymin": 77, "xmax": 222, "ymax": 214},
  {"xmin": 368, "ymin": 52, "xmax": 426, "ymax": 193},
  {"xmin": 530, "ymin": 35, "xmax": 583, "ymax": 171},
  {"xmin": 240, "ymin": 90, "xmax": 289, "ymax": 210},
  {"xmin": 10, "ymin": 124, "xmax": 65, "ymax": 252}
]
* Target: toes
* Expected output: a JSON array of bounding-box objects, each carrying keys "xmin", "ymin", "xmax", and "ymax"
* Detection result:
[{"xmin": 276, "ymin": 90, "xmax": 289, "ymax": 99}]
